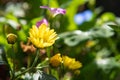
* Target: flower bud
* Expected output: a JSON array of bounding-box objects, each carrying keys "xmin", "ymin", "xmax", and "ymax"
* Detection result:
[{"xmin": 7, "ymin": 33, "xmax": 17, "ymax": 44}]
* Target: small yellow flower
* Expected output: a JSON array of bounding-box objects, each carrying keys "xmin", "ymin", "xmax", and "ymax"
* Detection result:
[
  {"xmin": 62, "ymin": 56, "xmax": 82, "ymax": 70},
  {"xmin": 29, "ymin": 23, "xmax": 58, "ymax": 48},
  {"xmin": 86, "ymin": 40, "xmax": 96, "ymax": 48},
  {"xmin": 7, "ymin": 33, "xmax": 17, "ymax": 44},
  {"xmin": 50, "ymin": 53, "xmax": 62, "ymax": 67}
]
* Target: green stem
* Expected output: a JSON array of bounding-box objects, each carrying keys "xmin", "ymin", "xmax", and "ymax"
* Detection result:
[
  {"xmin": 4, "ymin": 46, "xmax": 13, "ymax": 80},
  {"xmin": 46, "ymin": 47, "xmax": 52, "ymax": 74},
  {"xmin": 15, "ymin": 48, "xmax": 40, "ymax": 79},
  {"xmin": 31, "ymin": 48, "xmax": 40, "ymax": 67},
  {"xmin": 47, "ymin": 0, "xmax": 50, "ymax": 6},
  {"xmin": 15, "ymin": 67, "xmax": 33, "ymax": 79},
  {"xmin": 46, "ymin": 47, "xmax": 51, "ymax": 58},
  {"xmin": 27, "ymin": 55, "xmax": 31, "ymax": 68},
  {"xmin": 11, "ymin": 44, "xmax": 15, "ymax": 80},
  {"xmin": 51, "ymin": 68, "xmax": 59, "ymax": 80}
]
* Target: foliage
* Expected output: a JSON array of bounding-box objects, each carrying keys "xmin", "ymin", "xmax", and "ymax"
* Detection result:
[{"xmin": 0, "ymin": 0, "xmax": 120, "ymax": 80}]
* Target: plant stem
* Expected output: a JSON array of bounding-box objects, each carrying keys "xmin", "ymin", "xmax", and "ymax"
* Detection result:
[
  {"xmin": 46, "ymin": 47, "xmax": 52, "ymax": 74},
  {"xmin": 46, "ymin": 47, "xmax": 51, "ymax": 58},
  {"xmin": 10, "ymin": 44, "xmax": 15, "ymax": 80},
  {"xmin": 15, "ymin": 67, "xmax": 33, "ymax": 79},
  {"xmin": 31, "ymin": 48, "xmax": 40, "ymax": 67},
  {"xmin": 15, "ymin": 48, "xmax": 40, "ymax": 79},
  {"xmin": 27, "ymin": 55, "xmax": 31, "ymax": 68},
  {"xmin": 47, "ymin": 0, "xmax": 50, "ymax": 6}
]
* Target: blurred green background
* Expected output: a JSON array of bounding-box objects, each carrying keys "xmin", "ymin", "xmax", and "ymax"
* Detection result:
[{"xmin": 1, "ymin": 0, "xmax": 120, "ymax": 80}]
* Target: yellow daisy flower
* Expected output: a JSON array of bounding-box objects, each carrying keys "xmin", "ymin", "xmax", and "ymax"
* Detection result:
[
  {"xmin": 29, "ymin": 23, "xmax": 58, "ymax": 48},
  {"xmin": 50, "ymin": 53, "xmax": 62, "ymax": 67},
  {"xmin": 62, "ymin": 56, "xmax": 82, "ymax": 70}
]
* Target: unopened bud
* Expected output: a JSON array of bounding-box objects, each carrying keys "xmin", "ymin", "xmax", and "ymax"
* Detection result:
[{"xmin": 7, "ymin": 33, "xmax": 17, "ymax": 44}]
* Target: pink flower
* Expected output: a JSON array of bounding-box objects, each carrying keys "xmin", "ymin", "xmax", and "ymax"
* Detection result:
[
  {"xmin": 36, "ymin": 18, "xmax": 48, "ymax": 27},
  {"xmin": 40, "ymin": 6, "xmax": 66, "ymax": 17}
]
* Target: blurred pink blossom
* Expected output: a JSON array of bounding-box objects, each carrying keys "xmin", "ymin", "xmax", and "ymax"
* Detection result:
[
  {"xmin": 36, "ymin": 18, "xmax": 48, "ymax": 27},
  {"xmin": 40, "ymin": 6, "xmax": 66, "ymax": 17}
]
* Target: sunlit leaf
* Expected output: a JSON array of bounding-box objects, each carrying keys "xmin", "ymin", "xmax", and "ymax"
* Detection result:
[
  {"xmin": 5, "ymin": 13, "xmax": 18, "ymax": 22},
  {"xmin": 59, "ymin": 25, "xmax": 114, "ymax": 46},
  {"xmin": 66, "ymin": 0, "xmax": 87, "ymax": 30}
]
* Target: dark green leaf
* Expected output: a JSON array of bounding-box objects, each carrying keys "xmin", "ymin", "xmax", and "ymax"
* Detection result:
[
  {"xmin": 40, "ymin": 72, "xmax": 57, "ymax": 80},
  {"xmin": 109, "ymin": 25, "xmax": 120, "ymax": 32}
]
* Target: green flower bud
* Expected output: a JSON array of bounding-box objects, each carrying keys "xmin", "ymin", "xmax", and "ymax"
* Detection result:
[{"xmin": 7, "ymin": 33, "xmax": 17, "ymax": 44}]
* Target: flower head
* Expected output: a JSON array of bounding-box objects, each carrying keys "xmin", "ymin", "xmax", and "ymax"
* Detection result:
[
  {"xmin": 62, "ymin": 56, "xmax": 82, "ymax": 70},
  {"xmin": 50, "ymin": 53, "xmax": 62, "ymax": 67},
  {"xmin": 29, "ymin": 23, "xmax": 58, "ymax": 48},
  {"xmin": 7, "ymin": 33, "xmax": 17, "ymax": 44},
  {"xmin": 40, "ymin": 6, "xmax": 66, "ymax": 17},
  {"xmin": 36, "ymin": 18, "xmax": 48, "ymax": 27}
]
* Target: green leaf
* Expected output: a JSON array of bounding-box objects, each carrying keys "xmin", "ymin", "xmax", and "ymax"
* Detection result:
[
  {"xmin": 23, "ymin": 71, "xmax": 57, "ymax": 80},
  {"xmin": 109, "ymin": 25, "xmax": 120, "ymax": 32},
  {"xmin": 40, "ymin": 72, "xmax": 57, "ymax": 80},
  {"xmin": 90, "ymin": 26, "xmax": 114, "ymax": 38},
  {"xmin": 17, "ymin": 30, "xmax": 27, "ymax": 41},
  {"xmin": 59, "ymin": 25, "xmax": 114, "ymax": 46},
  {"xmin": 31, "ymin": 17, "xmax": 43, "ymax": 25},
  {"xmin": 66, "ymin": 0, "xmax": 87, "ymax": 30},
  {"xmin": 5, "ymin": 13, "xmax": 18, "ymax": 22}
]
